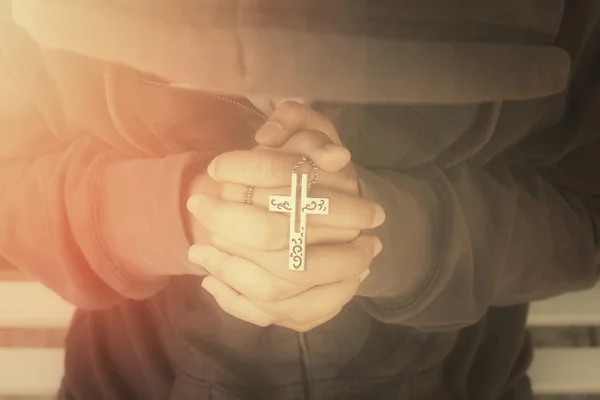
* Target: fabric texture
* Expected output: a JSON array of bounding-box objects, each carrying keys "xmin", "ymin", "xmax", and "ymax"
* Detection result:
[
  {"xmin": 12, "ymin": 0, "xmax": 570, "ymax": 103},
  {"xmin": 2, "ymin": 1, "xmax": 600, "ymax": 399}
]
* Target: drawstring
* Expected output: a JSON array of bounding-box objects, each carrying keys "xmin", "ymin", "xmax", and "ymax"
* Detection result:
[{"xmin": 298, "ymin": 332, "xmax": 316, "ymax": 400}]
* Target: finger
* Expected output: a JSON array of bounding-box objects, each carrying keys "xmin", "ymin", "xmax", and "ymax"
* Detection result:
[
  {"xmin": 255, "ymin": 101, "xmax": 342, "ymax": 147},
  {"xmin": 202, "ymin": 275, "xmax": 346, "ymax": 332},
  {"xmin": 277, "ymin": 129, "xmax": 351, "ymax": 173},
  {"xmin": 207, "ymin": 149, "xmax": 354, "ymax": 192},
  {"xmin": 189, "ymin": 244, "xmax": 309, "ymax": 302},
  {"xmin": 187, "ymin": 193, "xmax": 358, "ymax": 250},
  {"xmin": 216, "ymin": 184, "xmax": 386, "ymax": 230},
  {"xmin": 276, "ymin": 307, "xmax": 343, "ymax": 333},
  {"xmin": 211, "ymin": 234, "xmax": 381, "ymax": 286},
  {"xmin": 256, "ymin": 277, "xmax": 360, "ymax": 326},
  {"xmin": 254, "ymin": 129, "xmax": 351, "ymax": 173},
  {"xmin": 201, "ymin": 276, "xmax": 275, "ymax": 327}
]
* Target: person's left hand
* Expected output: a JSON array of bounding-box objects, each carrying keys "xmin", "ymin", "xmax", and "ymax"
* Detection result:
[{"xmin": 186, "ymin": 102, "xmax": 385, "ymax": 331}]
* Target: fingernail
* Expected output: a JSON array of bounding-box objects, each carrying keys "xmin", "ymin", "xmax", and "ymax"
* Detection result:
[
  {"xmin": 201, "ymin": 278, "xmax": 219, "ymax": 298},
  {"xmin": 373, "ymin": 239, "xmax": 383, "ymax": 257},
  {"xmin": 325, "ymin": 142, "xmax": 347, "ymax": 153},
  {"xmin": 372, "ymin": 205, "xmax": 386, "ymax": 228},
  {"xmin": 359, "ymin": 269, "xmax": 371, "ymax": 283},
  {"xmin": 186, "ymin": 195, "xmax": 201, "ymax": 214},
  {"xmin": 207, "ymin": 158, "xmax": 218, "ymax": 180},
  {"xmin": 188, "ymin": 245, "xmax": 207, "ymax": 265},
  {"xmin": 315, "ymin": 143, "xmax": 348, "ymax": 159},
  {"xmin": 186, "ymin": 193, "xmax": 217, "ymax": 214},
  {"xmin": 255, "ymin": 121, "xmax": 283, "ymax": 145}
]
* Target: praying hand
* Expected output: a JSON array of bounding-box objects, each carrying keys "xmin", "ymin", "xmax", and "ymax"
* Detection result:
[{"xmin": 185, "ymin": 102, "xmax": 385, "ymax": 332}]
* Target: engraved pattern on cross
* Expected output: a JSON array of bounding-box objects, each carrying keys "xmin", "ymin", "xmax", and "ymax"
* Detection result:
[{"xmin": 268, "ymin": 172, "xmax": 330, "ymax": 271}]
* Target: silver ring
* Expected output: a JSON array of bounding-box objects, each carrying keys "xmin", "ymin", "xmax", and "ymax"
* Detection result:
[{"xmin": 242, "ymin": 185, "xmax": 254, "ymax": 204}]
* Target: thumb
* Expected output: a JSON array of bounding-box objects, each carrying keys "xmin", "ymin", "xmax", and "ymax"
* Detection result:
[
  {"xmin": 254, "ymin": 129, "xmax": 351, "ymax": 173},
  {"xmin": 280, "ymin": 129, "xmax": 351, "ymax": 173},
  {"xmin": 254, "ymin": 101, "xmax": 343, "ymax": 146}
]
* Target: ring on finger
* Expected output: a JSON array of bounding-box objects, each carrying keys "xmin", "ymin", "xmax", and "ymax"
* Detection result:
[{"xmin": 242, "ymin": 185, "xmax": 254, "ymax": 205}]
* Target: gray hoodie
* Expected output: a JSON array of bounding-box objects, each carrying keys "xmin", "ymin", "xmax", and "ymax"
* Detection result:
[{"xmin": 2, "ymin": 1, "xmax": 600, "ymax": 399}]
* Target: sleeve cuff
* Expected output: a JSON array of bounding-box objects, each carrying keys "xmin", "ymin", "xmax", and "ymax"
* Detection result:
[
  {"xmin": 91, "ymin": 151, "xmax": 213, "ymax": 299},
  {"xmin": 353, "ymin": 165, "xmax": 439, "ymax": 305}
]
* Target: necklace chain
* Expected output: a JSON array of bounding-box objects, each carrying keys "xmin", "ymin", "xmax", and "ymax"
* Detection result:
[{"xmin": 206, "ymin": 93, "xmax": 268, "ymax": 122}]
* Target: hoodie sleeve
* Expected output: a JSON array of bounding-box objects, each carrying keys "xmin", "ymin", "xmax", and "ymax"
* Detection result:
[
  {"xmin": 355, "ymin": 154, "xmax": 600, "ymax": 330},
  {"xmin": 353, "ymin": 11, "xmax": 600, "ymax": 329},
  {"xmin": 0, "ymin": 24, "xmax": 208, "ymax": 310},
  {"xmin": 0, "ymin": 140, "xmax": 209, "ymax": 310}
]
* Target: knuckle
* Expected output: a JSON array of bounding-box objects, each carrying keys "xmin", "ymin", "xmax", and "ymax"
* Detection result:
[
  {"xmin": 277, "ymin": 101, "xmax": 305, "ymax": 123},
  {"xmin": 259, "ymin": 154, "xmax": 285, "ymax": 180},
  {"xmin": 258, "ymin": 155, "xmax": 276, "ymax": 177}
]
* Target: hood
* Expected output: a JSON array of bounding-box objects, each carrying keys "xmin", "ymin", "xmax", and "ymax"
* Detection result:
[{"xmin": 12, "ymin": 0, "xmax": 570, "ymax": 103}]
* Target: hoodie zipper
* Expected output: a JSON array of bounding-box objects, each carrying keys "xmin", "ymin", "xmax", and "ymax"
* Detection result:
[{"xmin": 206, "ymin": 93, "xmax": 316, "ymax": 400}]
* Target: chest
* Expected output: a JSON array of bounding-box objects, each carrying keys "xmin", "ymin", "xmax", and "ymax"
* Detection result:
[{"xmin": 318, "ymin": 97, "xmax": 564, "ymax": 171}]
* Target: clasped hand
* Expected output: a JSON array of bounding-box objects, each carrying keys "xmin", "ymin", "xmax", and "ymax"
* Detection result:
[{"xmin": 187, "ymin": 102, "xmax": 385, "ymax": 332}]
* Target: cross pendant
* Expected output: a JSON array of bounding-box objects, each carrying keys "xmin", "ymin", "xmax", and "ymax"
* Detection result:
[{"xmin": 268, "ymin": 172, "xmax": 330, "ymax": 271}]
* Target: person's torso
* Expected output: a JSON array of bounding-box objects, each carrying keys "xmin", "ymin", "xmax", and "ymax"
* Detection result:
[
  {"xmin": 10, "ymin": 1, "xmax": 600, "ymax": 399},
  {"xmin": 55, "ymin": 76, "xmax": 549, "ymax": 398}
]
